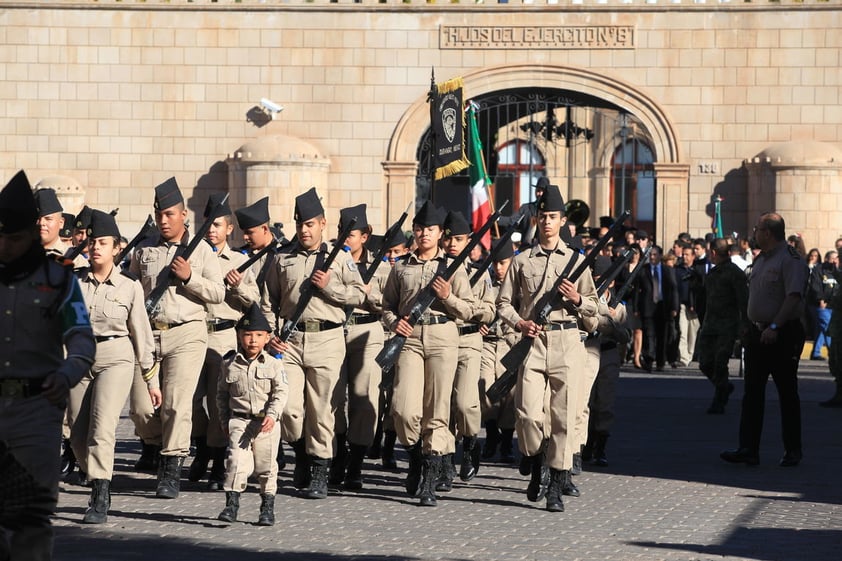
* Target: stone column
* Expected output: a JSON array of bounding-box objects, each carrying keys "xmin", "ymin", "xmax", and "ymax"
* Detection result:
[
  {"xmin": 382, "ymin": 160, "xmax": 419, "ymax": 224},
  {"xmin": 652, "ymin": 163, "xmax": 691, "ymax": 247}
]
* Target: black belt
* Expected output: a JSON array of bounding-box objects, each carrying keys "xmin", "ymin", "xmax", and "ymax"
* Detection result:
[
  {"xmin": 95, "ymin": 334, "xmax": 127, "ymax": 343},
  {"xmin": 151, "ymin": 320, "xmax": 187, "ymax": 331},
  {"xmin": 232, "ymin": 411, "xmax": 266, "ymax": 420},
  {"xmin": 293, "ymin": 319, "xmax": 343, "ymax": 333},
  {"xmin": 459, "ymin": 324, "xmax": 481, "ymax": 336},
  {"xmin": 208, "ymin": 319, "xmax": 237, "ymax": 333},
  {"xmin": 0, "ymin": 377, "xmax": 46, "ymax": 399},
  {"xmin": 347, "ymin": 313, "xmax": 380, "ymax": 327},
  {"xmin": 416, "ymin": 315, "xmax": 450, "ymax": 326},
  {"xmin": 542, "ymin": 322, "xmax": 578, "ymax": 332},
  {"xmin": 600, "ymin": 341, "xmax": 618, "ymax": 351},
  {"xmin": 483, "ymin": 336, "xmax": 501, "ymax": 342}
]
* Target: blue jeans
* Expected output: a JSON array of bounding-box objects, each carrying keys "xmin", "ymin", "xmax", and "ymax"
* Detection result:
[{"xmin": 811, "ymin": 306, "xmax": 832, "ymax": 358}]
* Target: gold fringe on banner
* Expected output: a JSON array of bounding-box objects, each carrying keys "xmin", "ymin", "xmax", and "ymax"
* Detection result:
[{"xmin": 434, "ymin": 76, "xmax": 469, "ymax": 180}]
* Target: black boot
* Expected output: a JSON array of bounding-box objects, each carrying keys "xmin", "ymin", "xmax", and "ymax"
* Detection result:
[
  {"xmin": 276, "ymin": 441, "xmax": 286, "ymax": 472},
  {"xmin": 343, "ymin": 444, "xmax": 367, "ymax": 490},
  {"xmin": 301, "ymin": 457, "xmax": 329, "ymax": 499},
  {"xmin": 60, "ymin": 438, "xmax": 76, "ymax": 478},
  {"xmin": 435, "ymin": 454, "xmax": 455, "ymax": 492},
  {"xmin": 581, "ymin": 435, "xmax": 594, "ymax": 463},
  {"xmin": 82, "ymin": 479, "xmax": 110, "ymax": 524},
  {"xmin": 545, "ymin": 468, "xmax": 565, "ymax": 512},
  {"xmin": 155, "ymin": 455, "xmax": 184, "ymax": 499},
  {"xmin": 206, "ymin": 447, "xmax": 227, "ymax": 491},
  {"xmin": 368, "ymin": 419, "xmax": 383, "ymax": 459},
  {"xmin": 290, "ymin": 439, "xmax": 310, "ymax": 489},
  {"xmin": 418, "ymin": 455, "xmax": 441, "ymax": 507},
  {"xmin": 381, "ymin": 430, "xmax": 398, "ymax": 470},
  {"xmin": 404, "ymin": 441, "xmax": 423, "ymax": 497},
  {"xmin": 134, "ymin": 440, "xmax": 161, "ymax": 473},
  {"xmin": 481, "ymin": 420, "xmax": 500, "ymax": 460},
  {"xmin": 329, "ymin": 433, "xmax": 348, "ymax": 486},
  {"xmin": 498, "ymin": 429, "xmax": 515, "ymax": 464},
  {"xmin": 459, "ymin": 436, "xmax": 480, "ymax": 481},
  {"xmin": 561, "ymin": 469, "xmax": 580, "ymax": 497},
  {"xmin": 217, "ymin": 491, "xmax": 239, "ymax": 523},
  {"xmin": 257, "ymin": 493, "xmax": 275, "ymax": 526},
  {"xmin": 571, "ymin": 452, "xmax": 583, "ymax": 476},
  {"xmin": 525, "ymin": 453, "xmax": 549, "ymax": 502},
  {"xmin": 592, "ymin": 433, "xmax": 609, "ymax": 467},
  {"xmin": 188, "ymin": 436, "xmax": 210, "ymax": 482}
]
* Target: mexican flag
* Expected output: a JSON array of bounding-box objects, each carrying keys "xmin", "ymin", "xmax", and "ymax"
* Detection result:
[{"xmin": 467, "ymin": 102, "xmax": 492, "ymax": 249}]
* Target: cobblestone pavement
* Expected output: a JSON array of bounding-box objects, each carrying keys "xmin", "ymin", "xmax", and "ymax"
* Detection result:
[{"xmin": 53, "ymin": 359, "xmax": 842, "ymax": 561}]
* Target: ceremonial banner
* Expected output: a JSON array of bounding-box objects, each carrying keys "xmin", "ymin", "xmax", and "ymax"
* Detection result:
[{"xmin": 431, "ymin": 76, "xmax": 469, "ymax": 180}]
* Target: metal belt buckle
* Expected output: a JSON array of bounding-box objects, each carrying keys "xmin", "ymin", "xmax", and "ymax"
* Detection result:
[
  {"xmin": 0, "ymin": 379, "xmax": 25, "ymax": 398},
  {"xmin": 419, "ymin": 314, "xmax": 430, "ymax": 325},
  {"xmin": 346, "ymin": 315, "xmax": 357, "ymax": 327},
  {"xmin": 152, "ymin": 321, "xmax": 170, "ymax": 331},
  {"xmin": 206, "ymin": 321, "xmax": 215, "ymax": 333},
  {"xmin": 303, "ymin": 319, "xmax": 320, "ymax": 333}
]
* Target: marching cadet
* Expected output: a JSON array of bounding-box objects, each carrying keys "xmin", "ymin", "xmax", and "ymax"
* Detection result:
[
  {"xmin": 263, "ymin": 187, "xmax": 366, "ymax": 500},
  {"xmin": 381, "ymin": 201, "xmax": 475, "ymax": 507},
  {"xmin": 0, "ymin": 170, "xmax": 96, "ymax": 560},
  {"xmin": 331, "ymin": 204, "xmax": 389, "ymax": 490},
  {"xmin": 190, "ymin": 194, "xmax": 260, "ymax": 490},
  {"xmin": 479, "ymin": 239, "xmax": 518, "ymax": 464},
  {"xmin": 217, "ymin": 303, "xmax": 288, "ymax": 526},
  {"xmin": 497, "ymin": 184, "xmax": 599, "ymax": 513},
  {"xmin": 68, "ymin": 209, "xmax": 161, "ymax": 524},
  {"xmin": 130, "ymin": 178, "xmax": 225, "ymax": 499},
  {"xmin": 60, "ymin": 212, "xmax": 75, "ymax": 245},
  {"xmin": 34, "ymin": 188, "xmax": 87, "ymax": 270},
  {"xmin": 437, "ymin": 211, "xmax": 495, "ymax": 491},
  {"xmin": 72, "ymin": 206, "xmax": 93, "ymax": 253}
]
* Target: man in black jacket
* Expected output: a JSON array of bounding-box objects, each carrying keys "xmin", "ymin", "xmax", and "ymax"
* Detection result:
[{"xmin": 635, "ymin": 245, "xmax": 680, "ymax": 372}]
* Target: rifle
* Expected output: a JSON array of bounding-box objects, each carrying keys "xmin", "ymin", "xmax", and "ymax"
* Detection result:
[
  {"xmin": 485, "ymin": 210, "xmax": 630, "ymax": 403},
  {"xmin": 117, "ymin": 214, "xmax": 156, "ymax": 265},
  {"xmin": 595, "ymin": 248, "xmax": 634, "ymax": 298},
  {"xmin": 376, "ymin": 202, "xmax": 507, "ymax": 372},
  {"xmin": 469, "ymin": 213, "xmax": 525, "ymax": 287},
  {"xmin": 276, "ymin": 216, "xmax": 358, "ymax": 349},
  {"xmin": 224, "ymin": 235, "xmax": 284, "ymax": 286},
  {"xmin": 145, "ymin": 194, "xmax": 229, "ymax": 316},
  {"xmin": 62, "ymin": 207, "xmax": 119, "ymax": 265},
  {"xmin": 608, "ymin": 245, "xmax": 652, "ymax": 309}
]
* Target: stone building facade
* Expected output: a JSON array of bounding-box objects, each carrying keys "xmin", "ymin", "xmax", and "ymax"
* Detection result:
[{"xmin": 1, "ymin": 0, "xmax": 841, "ymax": 250}]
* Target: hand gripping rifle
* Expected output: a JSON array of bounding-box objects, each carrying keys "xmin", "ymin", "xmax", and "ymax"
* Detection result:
[
  {"xmin": 116, "ymin": 214, "xmax": 156, "ymax": 265},
  {"xmin": 275, "ymin": 216, "xmax": 358, "ymax": 351},
  {"xmin": 376, "ymin": 202, "xmax": 508, "ymax": 372},
  {"xmin": 145, "ymin": 194, "xmax": 229, "ymax": 317},
  {"xmin": 469, "ymin": 213, "xmax": 525, "ymax": 287},
  {"xmin": 485, "ymin": 210, "xmax": 630, "ymax": 403},
  {"xmin": 224, "ymin": 232, "xmax": 287, "ymax": 287}
]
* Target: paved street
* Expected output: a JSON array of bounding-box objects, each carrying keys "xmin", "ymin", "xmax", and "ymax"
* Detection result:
[{"xmin": 53, "ymin": 359, "xmax": 842, "ymax": 561}]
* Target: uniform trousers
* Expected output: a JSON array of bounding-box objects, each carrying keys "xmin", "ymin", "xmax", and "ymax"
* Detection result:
[
  {"xmin": 335, "ymin": 322, "xmax": 384, "ymax": 447},
  {"xmin": 129, "ymin": 362, "xmax": 160, "ymax": 445},
  {"xmin": 0, "ymin": 395, "xmax": 64, "ymax": 561},
  {"xmin": 452, "ymin": 331, "xmax": 483, "ymax": 439},
  {"xmin": 588, "ymin": 344, "xmax": 621, "ymax": 435},
  {"xmin": 193, "ymin": 328, "xmax": 236, "ymax": 448},
  {"xmin": 479, "ymin": 338, "xmax": 516, "ymax": 430},
  {"xmin": 677, "ymin": 304, "xmax": 699, "ymax": 365},
  {"xmin": 281, "ymin": 327, "xmax": 346, "ymax": 459},
  {"xmin": 739, "ymin": 321, "xmax": 805, "ymax": 454},
  {"xmin": 223, "ymin": 417, "xmax": 280, "ymax": 495},
  {"xmin": 571, "ymin": 338, "xmax": 602, "ymax": 450},
  {"xmin": 391, "ymin": 322, "xmax": 458, "ymax": 456},
  {"xmin": 67, "ymin": 336, "xmax": 135, "ymax": 480},
  {"xmin": 697, "ymin": 330, "xmax": 736, "ymax": 390},
  {"xmin": 142, "ymin": 320, "xmax": 208, "ymax": 457},
  {"xmin": 515, "ymin": 328, "xmax": 585, "ymax": 471}
]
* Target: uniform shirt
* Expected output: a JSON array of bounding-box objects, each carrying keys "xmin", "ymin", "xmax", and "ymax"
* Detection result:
[
  {"xmin": 208, "ymin": 243, "xmax": 260, "ymax": 322},
  {"xmin": 241, "ymin": 243, "xmax": 279, "ymax": 304},
  {"xmin": 702, "ymin": 259, "xmax": 749, "ymax": 336},
  {"xmin": 262, "ymin": 241, "xmax": 367, "ymax": 332},
  {"xmin": 459, "ymin": 263, "xmax": 496, "ymax": 326},
  {"xmin": 484, "ymin": 280, "xmax": 517, "ymax": 345},
  {"xmin": 130, "ymin": 231, "xmax": 225, "ymax": 324},
  {"xmin": 216, "ymin": 349, "xmax": 289, "ymax": 424},
  {"xmin": 45, "ymin": 239, "xmax": 88, "ymax": 270},
  {"xmin": 595, "ymin": 295, "xmax": 629, "ymax": 346},
  {"xmin": 78, "ymin": 267, "xmax": 155, "ymax": 372},
  {"xmin": 497, "ymin": 241, "xmax": 599, "ymax": 329},
  {"xmin": 1, "ymin": 253, "xmax": 95, "ymax": 385},
  {"xmin": 381, "ymin": 248, "xmax": 475, "ymax": 331},
  {"xmin": 747, "ymin": 241, "xmax": 808, "ymax": 324}
]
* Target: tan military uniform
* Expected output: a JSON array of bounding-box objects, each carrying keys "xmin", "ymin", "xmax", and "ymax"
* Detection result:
[
  {"xmin": 262, "ymin": 241, "xmax": 366, "ymax": 459},
  {"xmin": 68, "ymin": 267, "xmax": 156, "ymax": 481},
  {"xmin": 0, "ymin": 257, "xmax": 95, "ymax": 560},
  {"xmin": 337, "ymin": 248, "xmax": 389, "ymax": 447},
  {"xmin": 45, "ymin": 238, "xmax": 89, "ymax": 270},
  {"xmin": 451, "ymin": 264, "xmax": 496, "ymax": 445},
  {"xmin": 497, "ymin": 241, "xmax": 599, "ymax": 471},
  {"xmin": 381, "ymin": 249, "xmax": 475, "ymax": 455},
  {"xmin": 195, "ymin": 243, "xmax": 259, "ymax": 449},
  {"xmin": 217, "ymin": 349, "xmax": 288, "ymax": 494},
  {"xmin": 129, "ymin": 232, "xmax": 225, "ymax": 457},
  {"xmin": 479, "ymin": 280, "xmax": 518, "ymax": 430}
]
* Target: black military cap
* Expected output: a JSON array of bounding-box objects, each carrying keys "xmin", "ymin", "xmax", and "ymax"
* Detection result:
[
  {"xmin": 576, "ymin": 225, "xmax": 591, "ymax": 238},
  {"xmin": 87, "ymin": 209, "xmax": 121, "ymax": 239},
  {"xmin": 294, "ymin": 187, "xmax": 324, "ymax": 223},
  {"xmin": 384, "ymin": 228, "xmax": 411, "ymax": 249},
  {"xmin": 74, "ymin": 206, "xmax": 93, "ymax": 230},
  {"xmin": 0, "ymin": 170, "xmax": 38, "ymax": 234},
  {"xmin": 592, "ymin": 255, "xmax": 612, "ymax": 279},
  {"xmin": 339, "ymin": 203, "xmax": 368, "ymax": 232},
  {"xmin": 60, "ymin": 213, "xmax": 75, "ymax": 238},
  {"xmin": 154, "ymin": 177, "xmax": 184, "ymax": 211},
  {"xmin": 35, "ymin": 187, "xmax": 63, "ymax": 217},
  {"xmin": 599, "ymin": 216, "xmax": 614, "ymax": 229},
  {"xmin": 537, "ymin": 184, "xmax": 565, "ymax": 213},
  {"xmin": 534, "ymin": 176, "xmax": 550, "ymax": 191},
  {"xmin": 443, "ymin": 210, "xmax": 471, "ymax": 237},
  {"xmin": 492, "ymin": 237, "xmax": 514, "ymax": 261},
  {"xmin": 237, "ymin": 302, "xmax": 271, "ymax": 333},
  {"xmin": 365, "ymin": 234, "xmax": 384, "ymax": 255},
  {"xmin": 413, "ymin": 200, "xmax": 445, "ymax": 227},
  {"xmin": 203, "ymin": 192, "xmax": 231, "ymax": 219},
  {"xmin": 235, "ymin": 196, "xmax": 270, "ymax": 230}
]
